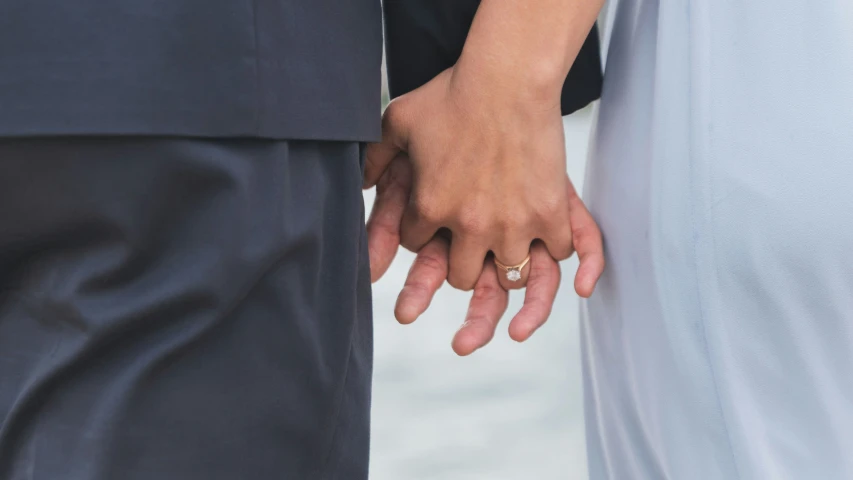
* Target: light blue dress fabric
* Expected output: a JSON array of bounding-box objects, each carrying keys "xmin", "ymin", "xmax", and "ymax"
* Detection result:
[{"xmin": 581, "ymin": 1, "xmax": 853, "ymax": 479}]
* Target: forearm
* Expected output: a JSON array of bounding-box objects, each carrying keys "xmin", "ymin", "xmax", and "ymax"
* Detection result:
[{"xmin": 454, "ymin": 0, "xmax": 605, "ymax": 109}]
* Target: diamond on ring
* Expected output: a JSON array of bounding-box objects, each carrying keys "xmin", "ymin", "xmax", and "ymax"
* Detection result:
[
  {"xmin": 506, "ymin": 268, "xmax": 522, "ymax": 282},
  {"xmin": 494, "ymin": 254, "xmax": 531, "ymax": 282}
]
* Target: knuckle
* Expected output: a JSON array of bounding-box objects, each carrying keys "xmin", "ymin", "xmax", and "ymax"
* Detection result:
[
  {"xmin": 499, "ymin": 203, "xmax": 539, "ymax": 236},
  {"xmin": 402, "ymin": 280, "xmax": 431, "ymax": 299},
  {"xmin": 376, "ymin": 157, "xmax": 410, "ymax": 191},
  {"xmin": 551, "ymin": 238, "xmax": 574, "ymax": 261},
  {"xmin": 413, "ymin": 252, "xmax": 446, "ymax": 275},
  {"xmin": 576, "ymin": 220, "xmax": 604, "ymax": 244},
  {"xmin": 538, "ymin": 193, "xmax": 568, "ymax": 218},
  {"xmin": 412, "ymin": 196, "xmax": 442, "ymax": 224},
  {"xmin": 457, "ymin": 207, "xmax": 489, "ymax": 237},
  {"xmin": 556, "ymin": 218, "xmax": 574, "ymax": 239},
  {"xmin": 498, "ymin": 211, "xmax": 527, "ymax": 232},
  {"xmin": 472, "ymin": 283, "xmax": 501, "ymax": 303},
  {"xmin": 530, "ymin": 257, "xmax": 556, "ymax": 279},
  {"xmin": 553, "ymin": 246, "xmax": 573, "ymax": 262},
  {"xmin": 399, "ymin": 238, "xmax": 419, "ymax": 252},
  {"xmin": 541, "ymin": 221, "xmax": 573, "ymax": 260},
  {"xmin": 448, "ymin": 273, "xmax": 475, "ymax": 291},
  {"xmin": 382, "ymin": 98, "xmax": 408, "ymax": 130},
  {"xmin": 364, "ymin": 148, "xmax": 379, "ymax": 169}
]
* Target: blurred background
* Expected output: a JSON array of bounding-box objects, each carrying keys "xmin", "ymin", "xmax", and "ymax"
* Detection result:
[{"xmin": 365, "ymin": 72, "xmax": 597, "ymax": 477}]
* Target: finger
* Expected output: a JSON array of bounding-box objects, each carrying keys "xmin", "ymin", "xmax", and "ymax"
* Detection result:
[
  {"xmin": 366, "ymin": 155, "xmax": 413, "ymax": 282},
  {"xmin": 394, "ymin": 236, "xmax": 450, "ymax": 324},
  {"xmin": 539, "ymin": 176, "xmax": 575, "ymax": 261},
  {"xmin": 494, "ymin": 236, "xmax": 534, "ymax": 291},
  {"xmin": 508, "ymin": 241, "xmax": 561, "ymax": 342},
  {"xmin": 364, "ymin": 98, "xmax": 411, "ymax": 188},
  {"xmin": 399, "ymin": 203, "xmax": 442, "ymax": 252},
  {"xmin": 452, "ymin": 261, "xmax": 509, "ymax": 356},
  {"xmin": 566, "ymin": 181, "xmax": 605, "ymax": 298},
  {"xmin": 447, "ymin": 235, "xmax": 490, "ymax": 291}
]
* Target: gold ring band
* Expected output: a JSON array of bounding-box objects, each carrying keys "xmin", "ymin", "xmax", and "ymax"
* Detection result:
[{"xmin": 494, "ymin": 255, "xmax": 531, "ymax": 282}]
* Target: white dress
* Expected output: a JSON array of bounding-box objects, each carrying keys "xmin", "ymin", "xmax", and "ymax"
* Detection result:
[{"xmin": 581, "ymin": 1, "xmax": 853, "ymax": 478}]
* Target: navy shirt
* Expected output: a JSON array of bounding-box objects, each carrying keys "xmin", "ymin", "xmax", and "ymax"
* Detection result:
[{"xmin": 383, "ymin": 0, "xmax": 602, "ymax": 116}]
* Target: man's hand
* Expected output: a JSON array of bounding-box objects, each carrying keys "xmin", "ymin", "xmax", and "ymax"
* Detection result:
[
  {"xmin": 366, "ymin": 154, "xmax": 604, "ymax": 355},
  {"xmin": 397, "ymin": 237, "xmax": 562, "ymax": 355}
]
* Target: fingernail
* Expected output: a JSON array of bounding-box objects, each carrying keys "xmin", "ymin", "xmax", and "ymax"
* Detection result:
[
  {"xmin": 399, "ymin": 304, "xmax": 419, "ymax": 322},
  {"xmin": 395, "ymin": 294, "xmax": 421, "ymax": 323}
]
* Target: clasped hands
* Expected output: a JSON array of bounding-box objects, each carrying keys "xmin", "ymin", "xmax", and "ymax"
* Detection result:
[{"xmin": 364, "ymin": 67, "xmax": 604, "ymax": 356}]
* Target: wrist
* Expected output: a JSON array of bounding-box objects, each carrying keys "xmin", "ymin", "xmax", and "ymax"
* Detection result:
[
  {"xmin": 450, "ymin": 0, "xmax": 604, "ymax": 113},
  {"xmin": 449, "ymin": 53, "xmax": 566, "ymax": 120}
]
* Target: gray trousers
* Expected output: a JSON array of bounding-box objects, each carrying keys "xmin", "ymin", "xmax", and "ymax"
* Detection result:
[{"xmin": 0, "ymin": 138, "xmax": 372, "ymax": 479}]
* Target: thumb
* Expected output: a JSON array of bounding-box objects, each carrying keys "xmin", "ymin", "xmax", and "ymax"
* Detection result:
[
  {"xmin": 366, "ymin": 155, "xmax": 413, "ymax": 282},
  {"xmin": 364, "ymin": 98, "xmax": 411, "ymax": 189}
]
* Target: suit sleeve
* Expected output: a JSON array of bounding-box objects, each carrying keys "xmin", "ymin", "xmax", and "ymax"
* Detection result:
[{"xmin": 382, "ymin": 0, "xmax": 603, "ymax": 115}]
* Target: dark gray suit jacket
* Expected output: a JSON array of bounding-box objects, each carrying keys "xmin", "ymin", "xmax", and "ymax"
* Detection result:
[{"xmin": 0, "ymin": 0, "xmax": 383, "ymax": 141}]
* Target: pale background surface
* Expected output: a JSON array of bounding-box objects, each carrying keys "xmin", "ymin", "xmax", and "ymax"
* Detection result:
[{"xmin": 367, "ymin": 108, "xmax": 595, "ymax": 480}]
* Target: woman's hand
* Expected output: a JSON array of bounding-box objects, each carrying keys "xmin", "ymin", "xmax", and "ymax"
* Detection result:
[
  {"xmin": 364, "ymin": 65, "xmax": 573, "ymax": 291},
  {"xmin": 365, "ymin": 0, "xmax": 604, "ymax": 291}
]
